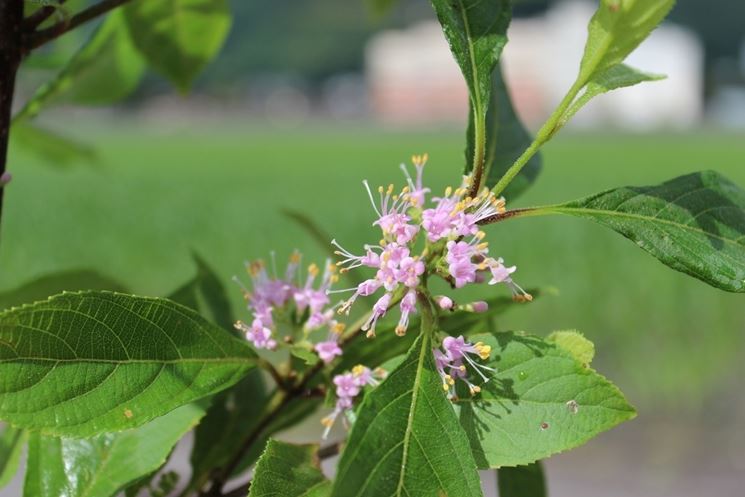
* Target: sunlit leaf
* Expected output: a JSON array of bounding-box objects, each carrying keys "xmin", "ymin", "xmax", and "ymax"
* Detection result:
[
  {"xmin": 124, "ymin": 0, "xmax": 231, "ymax": 92},
  {"xmin": 0, "ymin": 291, "xmax": 255, "ymax": 437},
  {"xmin": 23, "ymin": 403, "xmax": 204, "ymax": 497},
  {"xmin": 9, "ymin": 122, "xmax": 96, "ymax": 167},
  {"xmin": 249, "ymin": 439, "xmax": 331, "ymax": 497},
  {"xmin": 578, "ymin": 0, "xmax": 675, "ymax": 85},
  {"xmin": 332, "ymin": 333, "xmax": 483, "ymax": 497},
  {"xmin": 543, "ymin": 171, "xmax": 745, "ymax": 292},
  {"xmin": 0, "ymin": 270, "xmax": 127, "ymax": 311},
  {"xmin": 15, "ymin": 10, "xmax": 145, "ymax": 122},
  {"xmin": 561, "ymin": 64, "xmax": 664, "ymax": 125},
  {"xmin": 456, "ymin": 332, "xmax": 635, "ymax": 467}
]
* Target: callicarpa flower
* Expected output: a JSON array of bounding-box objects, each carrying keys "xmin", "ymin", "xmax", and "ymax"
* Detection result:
[
  {"xmin": 329, "ymin": 154, "xmax": 532, "ymax": 338},
  {"xmin": 233, "ymin": 252, "xmax": 343, "ymax": 355},
  {"xmin": 321, "ymin": 365, "xmax": 386, "ymax": 439},
  {"xmin": 434, "ymin": 335, "xmax": 495, "ymax": 399}
]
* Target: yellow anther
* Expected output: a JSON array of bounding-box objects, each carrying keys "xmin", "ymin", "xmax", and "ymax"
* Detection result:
[
  {"xmin": 395, "ymin": 325, "xmax": 407, "ymax": 336},
  {"xmin": 321, "ymin": 417, "xmax": 334, "ymax": 427},
  {"xmin": 378, "ymin": 185, "xmax": 384, "ymax": 193},
  {"xmin": 366, "ymin": 329, "xmax": 376, "ymax": 338},
  {"xmin": 401, "ymin": 186, "xmax": 410, "ymax": 194},
  {"xmin": 352, "ymin": 365, "xmax": 365, "ymax": 376},
  {"xmin": 290, "ymin": 252, "xmax": 301, "ymax": 263},
  {"xmin": 333, "ymin": 322, "xmax": 346, "ymax": 334},
  {"xmin": 387, "ymin": 184, "xmax": 394, "ymax": 195},
  {"xmin": 470, "ymin": 385, "xmax": 481, "ymax": 395},
  {"xmin": 476, "ymin": 231, "xmax": 486, "ymax": 240},
  {"xmin": 445, "ymin": 186, "xmax": 452, "ymax": 197},
  {"xmin": 308, "ymin": 263, "xmax": 319, "ymax": 277},
  {"xmin": 477, "ymin": 242, "xmax": 489, "ymax": 251},
  {"xmin": 475, "ymin": 342, "xmax": 492, "ymax": 360},
  {"xmin": 443, "ymin": 382, "xmax": 450, "ymax": 392},
  {"xmin": 330, "ymin": 274, "xmax": 340, "ymax": 284}
]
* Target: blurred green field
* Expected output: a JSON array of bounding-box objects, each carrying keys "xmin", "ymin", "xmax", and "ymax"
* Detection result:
[{"xmin": 2, "ymin": 123, "xmax": 744, "ymax": 413}]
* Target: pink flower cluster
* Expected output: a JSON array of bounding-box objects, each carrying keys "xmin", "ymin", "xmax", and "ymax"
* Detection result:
[
  {"xmin": 321, "ymin": 365, "xmax": 385, "ymax": 438},
  {"xmin": 434, "ymin": 335, "xmax": 495, "ymax": 398},
  {"xmin": 331, "ymin": 155, "xmax": 531, "ymax": 337},
  {"xmin": 233, "ymin": 253, "xmax": 343, "ymax": 359}
]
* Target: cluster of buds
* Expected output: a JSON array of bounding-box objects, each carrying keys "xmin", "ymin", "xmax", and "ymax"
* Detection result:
[
  {"xmin": 330, "ymin": 154, "xmax": 531, "ymax": 335},
  {"xmin": 233, "ymin": 252, "xmax": 342, "ymax": 357},
  {"xmin": 434, "ymin": 336, "xmax": 495, "ymax": 399},
  {"xmin": 321, "ymin": 365, "xmax": 386, "ymax": 438}
]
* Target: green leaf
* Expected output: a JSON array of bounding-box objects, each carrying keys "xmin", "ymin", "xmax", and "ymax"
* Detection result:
[
  {"xmin": 15, "ymin": 10, "xmax": 145, "ymax": 122},
  {"xmin": 430, "ymin": 0, "xmax": 511, "ymax": 174},
  {"xmin": 186, "ymin": 370, "xmax": 267, "ymax": 493},
  {"xmin": 332, "ymin": 333, "xmax": 483, "ymax": 497},
  {"xmin": 456, "ymin": 332, "xmax": 635, "ymax": 467},
  {"xmin": 0, "ymin": 270, "xmax": 127, "ymax": 311},
  {"xmin": 291, "ymin": 344, "xmax": 320, "ymax": 366},
  {"xmin": 546, "ymin": 171, "xmax": 745, "ymax": 292},
  {"xmin": 466, "ymin": 64, "xmax": 543, "ymax": 199},
  {"xmin": 249, "ymin": 439, "xmax": 331, "ymax": 497},
  {"xmin": 0, "ymin": 291, "xmax": 255, "ymax": 437},
  {"xmin": 233, "ymin": 395, "xmax": 323, "ymax": 476},
  {"xmin": 124, "ymin": 0, "xmax": 232, "ymax": 92},
  {"xmin": 546, "ymin": 330, "xmax": 595, "ymax": 366},
  {"xmin": 9, "ymin": 122, "xmax": 96, "ymax": 167},
  {"xmin": 562, "ymin": 64, "xmax": 664, "ymax": 125},
  {"xmin": 497, "ymin": 462, "xmax": 546, "ymax": 497},
  {"xmin": 168, "ymin": 253, "xmax": 235, "ymax": 332},
  {"xmin": 0, "ymin": 424, "xmax": 26, "ymax": 489},
  {"xmin": 23, "ymin": 403, "xmax": 205, "ymax": 497},
  {"xmin": 578, "ymin": 0, "xmax": 675, "ymax": 85}
]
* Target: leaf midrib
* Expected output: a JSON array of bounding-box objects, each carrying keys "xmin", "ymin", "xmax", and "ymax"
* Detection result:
[
  {"xmin": 393, "ymin": 333, "xmax": 428, "ymax": 497},
  {"xmin": 457, "ymin": 0, "xmax": 483, "ymax": 115},
  {"xmin": 0, "ymin": 356, "xmax": 252, "ymax": 365},
  {"xmin": 551, "ymin": 206, "xmax": 745, "ymax": 248}
]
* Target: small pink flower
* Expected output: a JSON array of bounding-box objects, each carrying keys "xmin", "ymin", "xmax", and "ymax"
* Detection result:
[
  {"xmin": 315, "ymin": 340, "xmax": 343, "ymax": 364},
  {"xmin": 395, "ymin": 289, "xmax": 417, "ymax": 336}
]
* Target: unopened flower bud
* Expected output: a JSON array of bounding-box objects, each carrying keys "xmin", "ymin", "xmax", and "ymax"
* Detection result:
[
  {"xmin": 471, "ymin": 301, "xmax": 488, "ymax": 313},
  {"xmin": 434, "ymin": 295, "xmax": 453, "ymax": 310}
]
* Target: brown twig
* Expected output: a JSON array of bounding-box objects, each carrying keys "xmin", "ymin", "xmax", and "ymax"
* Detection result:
[
  {"xmin": 0, "ymin": 0, "xmax": 24, "ymax": 237},
  {"xmin": 27, "ymin": 0, "xmax": 133, "ymax": 50},
  {"xmin": 23, "ymin": 0, "xmax": 68, "ymax": 30}
]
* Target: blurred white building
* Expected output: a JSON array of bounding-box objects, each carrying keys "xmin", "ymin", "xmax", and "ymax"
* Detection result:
[{"xmin": 366, "ymin": 0, "xmax": 704, "ymax": 129}]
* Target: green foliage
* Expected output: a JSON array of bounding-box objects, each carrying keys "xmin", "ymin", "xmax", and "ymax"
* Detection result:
[
  {"xmin": 332, "ymin": 333, "xmax": 483, "ymax": 497},
  {"xmin": 15, "ymin": 11, "xmax": 145, "ymax": 123},
  {"xmin": 545, "ymin": 171, "xmax": 745, "ymax": 292},
  {"xmin": 497, "ymin": 462, "xmax": 546, "ymax": 497},
  {"xmin": 124, "ymin": 0, "xmax": 232, "ymax": 92},
  {"xmin": 456, "ymin": 332, "xmax": 635, "ymax": 467},
  {"xmin": 249, "ymin": 439, "xmax": 331, "ymax": 497},
  {"xmin": 466, "ymin": 64, "xmax": 543, "ymax": 198},
  {"xmin": 546, "ymin": 330, "xmax": 595, "ymax": 366},
  {"xmin": 0, "ymin": 270, "xmax": 127, "ymax": 311},
  {"xmin": 0, "ymin": 291, "xmax": 254, "ymax": 437},
  {"xmin": 9, "ymin": 122, "xmax": 97, "ymax": 167},
  {"xmin": 0, "ymin": 424, "xmax": 26, "ymax": 489},
  {"xmin": 23, "ymin": 403, "xmax": 204, "ymax": 497},
  {"xmin": 561, "ymin": 64, "xmax": 664, "ymax": 129},
  {"xmin": 186, "ymin": 371, "xmax": 267, "ymax": 493},
  {"xmin": 579, "ymin": 0, "xmax": 676, "ymax": 85},
  {"xmin": 167, "ymin": 253, "xmax": 235, "ymax": 332},
  {"xmin": 429, "ymin": 0, "xmax": 511, "ymax": 177}
]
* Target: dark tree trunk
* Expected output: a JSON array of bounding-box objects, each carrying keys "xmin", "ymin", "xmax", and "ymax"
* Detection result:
[{"xmin": 0, "ymin": 0, "xmax": 24, "ymax": 232}]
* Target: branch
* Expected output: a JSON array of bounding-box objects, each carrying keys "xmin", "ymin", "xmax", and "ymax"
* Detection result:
[
  {"xmin": 23, "ymin": 1, "xmax": 68, "ymax": 30},
  {"xmin": 26, "ymin": 0, "xmax": 133, "ymax": 50}
]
